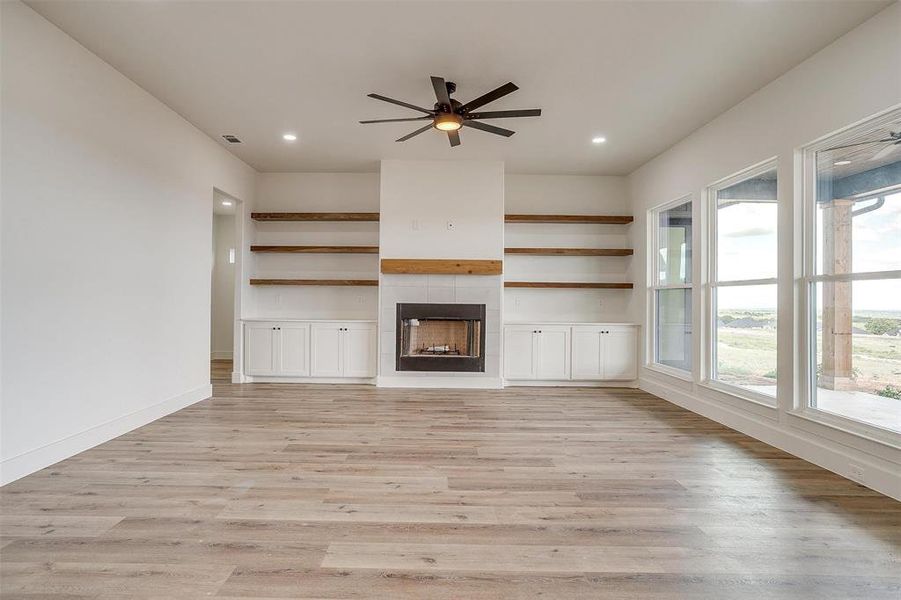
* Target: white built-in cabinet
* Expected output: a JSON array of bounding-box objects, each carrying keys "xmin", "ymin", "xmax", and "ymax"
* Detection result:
[
  {"xmin": 504, "ymin": 325, "xmax": 572, "ymax": 380},
  {"xmin": 244, "ymin": 320, "xmax": 376, "ymax": 379},
  {"xmin": 309, "ymin": 322, "xmax": 377, "ymax": 378},
  {"xmin": 244, "ymin": 322, "xmax": 310, "ymax": 376},
  {"xmin": 505, "ymin": 323, "xmax": 637, "ymax": 382}
]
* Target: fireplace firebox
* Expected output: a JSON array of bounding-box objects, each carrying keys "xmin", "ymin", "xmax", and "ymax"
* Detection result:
[{"xmin": 396, "ymin": 303, "xmax": 486, "ymax": 372}]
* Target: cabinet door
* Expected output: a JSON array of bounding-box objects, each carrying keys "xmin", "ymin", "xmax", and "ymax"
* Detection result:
[
  {"xmin": 279, "ymin": 323, "xmax": 310, "ymax": 376},
  {"xmin": 244, "ymin": 323, "xmax": 278, "ymax": 375},
  {"xmin": 571, "ymin": 327, "xmax": 603, "ymax": 380},
  {"xmin": 602, "ymin": 327, "xmax": 638, "ymax": 380},
  {"xmin": 311, "ymin": 324, "xmax": 343, "ymax": 377},
  {"xmin": 535, "ymin": 326, "xmax": 571, "ymax": 380},
  {"xmin": 504, "ymin": 327, "xmax": 536, "ymax": 379},
  {"xmin": 343, "ymin": 323, "xmax": 376, "ymax": 378}
]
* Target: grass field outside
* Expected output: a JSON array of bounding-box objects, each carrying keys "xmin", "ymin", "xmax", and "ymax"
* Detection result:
[{"xmin": 715, "ymin": 309, "xmax": 901, "ymax": 397}]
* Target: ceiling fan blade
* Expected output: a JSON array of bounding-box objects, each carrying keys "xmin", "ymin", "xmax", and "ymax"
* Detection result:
[
  {"xmin": 871, "ymin": 143, "xmax": 898, "ymax": 161},
  {"xmin": 396, "ymin": 124, "xmax": 433, "ymax": 142},
  {"xmin": 463, "ymin": 120, "xmax": 515, "ymax": 137},
  {"xmin": 466, "ymin": 109, "xmax": 542, "ymax": 120},
  {"xmin": 823, "ymin": 138, "xmax": 896, "ymax": 152},
  {"xmin": 359, "ymin": 117, "xmax": 432, "ymax": 124},
  {"xmin": 459, "ymin": 82, "xmax": 519, "ymax": 113},
  {"xmin": 367, "ymin": 93, "xmax": 433, "ymax": 114},
  {"xmin": 447, "ymin": 130, "xmax": 461, "ymax": 147},
  {"xmin": 431, "ymin": 76, "xmax": 452, "ymax": 110}
]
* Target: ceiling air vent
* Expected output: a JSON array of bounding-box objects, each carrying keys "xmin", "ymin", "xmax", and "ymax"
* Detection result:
[{"xmin": 221, "ymin": 134, "xmax": 242, "ymax": 144}]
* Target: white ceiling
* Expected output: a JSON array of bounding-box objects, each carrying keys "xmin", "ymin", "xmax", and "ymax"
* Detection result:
[{"xmin": 28, "ymin": 0, "xmax": 890, "ymax": 175}]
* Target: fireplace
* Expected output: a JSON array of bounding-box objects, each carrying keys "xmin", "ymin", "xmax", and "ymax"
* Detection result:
[{"xmin": 396, "ymin": 303, "xmax": 486, "ymax": 372}]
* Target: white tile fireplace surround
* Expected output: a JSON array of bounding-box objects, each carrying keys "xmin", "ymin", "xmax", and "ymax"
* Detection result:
[{"xmin": 378, "ymin": 274, "xmax": 502, "ymax": 388}]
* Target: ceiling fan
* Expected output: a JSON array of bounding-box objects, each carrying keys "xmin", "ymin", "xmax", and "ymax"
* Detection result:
[
  {"xmin": 360, "ymin": 76, "xmax": 541, "ymax": 147},
  {"xmin": 825, "ymin": 131, "xmax": 901, "ymax": 161}
]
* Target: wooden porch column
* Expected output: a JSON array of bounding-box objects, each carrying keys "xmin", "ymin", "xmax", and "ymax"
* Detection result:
[{"xmin": 820, "ymin": 198, "xmax": 854, "ymax": 390}]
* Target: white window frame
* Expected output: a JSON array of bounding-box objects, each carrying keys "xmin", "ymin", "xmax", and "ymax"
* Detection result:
[
  {"xmin": 647, "ymin": 194, "xmax": 694, "ymax": 381},
  {"xmin": 796, "ymin": 107, "xmax": 901, "ymax": 448},
  {"xmin": 703, "ymin": 158, "xmax": 779, "ymax": 407}
]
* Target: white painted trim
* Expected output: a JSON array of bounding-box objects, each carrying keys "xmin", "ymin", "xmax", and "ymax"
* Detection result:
[
  {"xmin": 640, "ymin": 376, "xmax": 901, "ymax": 500},
  {"xmin": 790, "ymin": 406, "xmax": 901, "ymax": 451},
  {"xmin": 211, "ymin": 351, "xmax": 233, "ymax": 360},
  {"xmin": 698, "ymin": 379, "xmax": 778, "ymax": 411},
  {"xmin": 505, "ymin": 380, "xmax": 639, "ymax": 388},
  {"xmin": 378, "ymin": 376, "xmax": 504, "ymax": 389},
  {"xmin": 644, "ymin": 363, "xmax": 693, "ymax": 382},
  {"xmin": 244, "ymin": 376, "xmax": 375, "ymax": 385},
  {"xmin": 0, "ymin": 384, "xmax": 212, "ymax": 486}
]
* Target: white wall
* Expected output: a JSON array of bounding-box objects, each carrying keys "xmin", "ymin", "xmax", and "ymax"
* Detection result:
[
  {"xmin": 628, "ymin": 3, "xmax": 901, "ymax": 498},
  {"xmin": 211, "ymin": 213, "xmax": 236, "ymax": 358},
  {"xmin": 248, "ymin": 173, "xmax": 380, "ymax": 320},
  {"xmin": 505, "ymin": 175, "xmax": 634, "ymax": 323},
  {"xmin": 0, "ymin": 1, "xmax": 257, "ymax": 484},
  {"xmin": 379, "ymin": 160, "xmax": 505, "ymax": 260}
]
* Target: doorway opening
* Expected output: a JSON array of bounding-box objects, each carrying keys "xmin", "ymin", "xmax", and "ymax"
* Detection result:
[{"xmin": 211, "ymin": 191, "xmax": 239, "ymax": 383}]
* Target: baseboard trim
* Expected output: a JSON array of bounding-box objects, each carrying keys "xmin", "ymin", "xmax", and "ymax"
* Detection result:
[
  {"xmin": 243, "ymin": 375, "xmax": 375, "ymax": 384},
  {"xmin": 377, "ymin": 376, "xmax": 504, "ymax": 389},
  {"xmin": 505, "ymin": 379, "xmax": 639, "ymax": 388},
  {"xmin": 0, "ymin": 384, "xmax": 212, "ymax": 486},
  {"xmin": 211, "ymin": 351, "xmax": 233, "ymax": 360},
  {"xmin": 639, "ymin": 376, "xmax": 901, "ymax": 501}
]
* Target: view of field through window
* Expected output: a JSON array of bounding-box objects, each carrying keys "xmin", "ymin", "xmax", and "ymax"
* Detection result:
[
  {"xmin": 712, "ymin": 166, "xmax": 778, "ymax": 399},
  {"xmin": 810, "ymin": 121, "xmax": 900, "ymax": 433}
]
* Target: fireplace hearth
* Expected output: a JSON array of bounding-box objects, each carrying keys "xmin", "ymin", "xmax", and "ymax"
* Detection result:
[{"xmin": 396, "ymin": 303, "xmax": 486, "ymax": 372}]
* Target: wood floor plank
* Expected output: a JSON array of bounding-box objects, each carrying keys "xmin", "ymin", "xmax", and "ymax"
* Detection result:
[
  {"xmin": 0, "ymin": 561, "xmax": 235, "ymax": 598},
  {"xmin": 1, "ymin": 365, "xmax": 898, "ymax": 599},
  {"xmin": 0, "ymin": 515, "xmax": 124, "ymax": 539},
  {"xmin": 321, "ymin": 542, "xmax": 743, "ymax": 573}
]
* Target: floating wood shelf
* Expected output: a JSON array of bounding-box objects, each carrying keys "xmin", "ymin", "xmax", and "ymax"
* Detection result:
[
  {"xmin": 381, "ymin": 258, "xmax": 503, "ymax": 275},
  {"xmin": 251, "ymin": 212, "xmax": 380, "ymax": 222},
  {"xmin": 249, "ymin": 279, "xmax": 378, "ymax": 286},
  {"xmin": 251, "ymin": 245, "xmax": 379, "ymax": 254},
  {"xmin": 504, "ymin": 214, "xmax": 633, "ymax": 224},
  {"xmin": 505, "ymin": 247, "xmax": 633, "ymax": 256},
  {"xmin": 505, "ymin": 281, "xmax": 633, "ymax": 289}
]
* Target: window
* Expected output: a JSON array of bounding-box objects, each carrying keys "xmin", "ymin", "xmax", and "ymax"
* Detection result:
[
  {"xmin": 707, "ymin": 161, "xmax": 778, "ymax": 403},
  {"xmin": 649, "ymin": 198, "xmax": 693, "ymax": 373},
  {"xmin": 803, "ymin": 109, "xmax": 901, "ymax": 435}
]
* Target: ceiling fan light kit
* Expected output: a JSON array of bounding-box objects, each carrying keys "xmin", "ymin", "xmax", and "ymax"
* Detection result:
[
  {"xmin": 434, "ymin": 113, "xmax": 463, "ymax": 131},
  {"xmin": 360, "ymin": 76, "xmax": 542, "ymax": 147}
]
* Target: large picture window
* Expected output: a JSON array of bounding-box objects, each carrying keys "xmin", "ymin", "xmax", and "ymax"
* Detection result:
[
  {"xmin": 649, "ymin": 198, "xmax": 692, "ymax": 374},
  {"xmin": 803, "ymin": 110, "xmax": 901, "ymax": 435},
  {"xmin": 707, "ymin": 161, "xmax": 778, "ymax": 404}
]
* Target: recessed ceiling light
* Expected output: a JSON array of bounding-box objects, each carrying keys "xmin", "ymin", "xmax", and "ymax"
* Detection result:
[
  {"xmin": 592, "ymin": 136, "xmax": 607, "ymax": 144},
  {"xmin": 834, "ymin": 160, "xmax": 852, "ymax": 166},
  {"xmin": 282, "ymin": 133, "xmax": 297, "ymax": 142},
  {"xmin": 221, "ymin": 200, "xmax": 233, "ymax": 207}
]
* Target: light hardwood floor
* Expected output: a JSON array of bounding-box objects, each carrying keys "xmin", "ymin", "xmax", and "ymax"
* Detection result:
[
  {"xmin": 1, "ymin": 377, "xmax": 899, "ymax": 598},
  {"xmin": 211, "ymin": 358, "xmax": 233, "ymax": 383}
]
